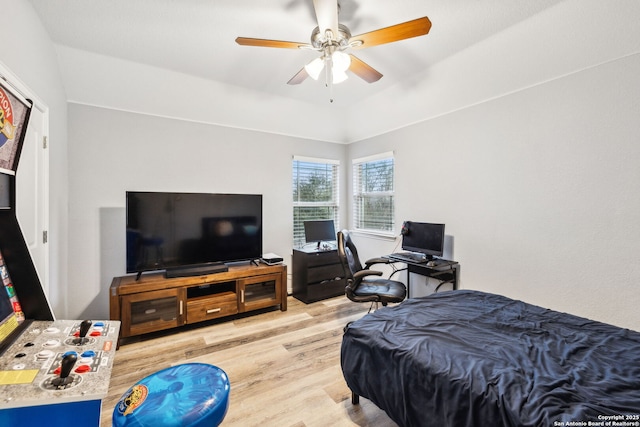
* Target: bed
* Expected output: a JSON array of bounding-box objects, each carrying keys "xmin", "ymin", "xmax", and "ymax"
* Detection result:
[{"xmin": 341, "ymin": 290, "xmax": 640, "ymax": 427}]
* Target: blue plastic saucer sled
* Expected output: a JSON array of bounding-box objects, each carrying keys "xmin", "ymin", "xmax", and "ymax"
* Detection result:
[{"xmin": 112, "ymin": 363, "xmax": 230, "ymax": 427}]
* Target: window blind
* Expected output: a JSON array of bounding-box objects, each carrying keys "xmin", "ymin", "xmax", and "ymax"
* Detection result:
[
  {"xmin": 352, "ymin": 153, "xmax": 394, "ymax": 233},
  {"xmin": 292, "ymin": 156, "xmax": 340, "ymax": 248}
]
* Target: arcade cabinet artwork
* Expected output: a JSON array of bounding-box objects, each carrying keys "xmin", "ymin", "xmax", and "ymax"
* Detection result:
[
  {"xmin": 0, "ymin": 251, "xmax": 25, "ymax": 337},
  {"xmin": 0, "ymin": 81, "xmax": 29, "ymax": 171},
  {"xmin": 0, "ymin": 78, "xmax": 120, "ymax": 427}
]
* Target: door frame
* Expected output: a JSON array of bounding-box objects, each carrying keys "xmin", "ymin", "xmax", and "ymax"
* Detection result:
[{"xmin": 0, "ymin": 63, "xmax": 51, "ymax": 298}]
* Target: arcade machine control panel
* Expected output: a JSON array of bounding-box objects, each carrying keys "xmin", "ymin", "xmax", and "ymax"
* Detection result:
[{"xmin": 0, "ymin": 319, "xmax": 120, "ymax": 424}]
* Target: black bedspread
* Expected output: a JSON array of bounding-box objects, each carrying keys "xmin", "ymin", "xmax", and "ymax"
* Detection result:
[{"xmin": 341, "ymin": 290, "xmax": 640, "ymax": 427}]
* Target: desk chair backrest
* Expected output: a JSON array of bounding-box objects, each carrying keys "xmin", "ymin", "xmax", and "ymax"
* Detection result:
[
  {"xmin": 338, "ymin": 229, "xmax": 375, "ymax": 304},
  {"xmin": 337, "ymin": 230, "xmax": 363, "ymax": 281}
]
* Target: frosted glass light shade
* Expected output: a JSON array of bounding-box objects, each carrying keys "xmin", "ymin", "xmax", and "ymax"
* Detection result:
[
  {"xmin": 332, "ymin": 70, "xmax": 348, "ymax": 84},
  {"xmin": 332, "ymin": 51, "xmax": 351, "ymax": 73},
  {"xmin": 304, "ymin": 57, "xmax": 325, "ymax": 80}
]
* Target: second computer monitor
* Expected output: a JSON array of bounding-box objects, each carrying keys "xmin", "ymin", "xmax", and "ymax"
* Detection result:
[
  {"xmin": 304, "ymin": 219, "xmax": 336, "ymax": 248},
  {"xmin": 401, "ymin": 221, "xmax": 445, "ymax": 259}
]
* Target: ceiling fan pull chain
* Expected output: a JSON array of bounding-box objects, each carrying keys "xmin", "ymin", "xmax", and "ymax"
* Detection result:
[{"xmin": 326, "ymin": 55, "xmax": 334, "ymax": 103}]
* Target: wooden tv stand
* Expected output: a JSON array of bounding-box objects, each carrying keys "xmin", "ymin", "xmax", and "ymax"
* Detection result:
[{"xmin": 110, "ymin": 263, "xmax": 287, "ymax": 338}]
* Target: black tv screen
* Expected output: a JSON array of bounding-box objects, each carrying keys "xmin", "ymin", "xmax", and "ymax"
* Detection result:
[
  {"xmin": 126, "ymin": 192, "xmax": 262, "ymax": 273},
  {"xmin": 401, "ymin": 221, "xmax": 445, "ymax": 259}
]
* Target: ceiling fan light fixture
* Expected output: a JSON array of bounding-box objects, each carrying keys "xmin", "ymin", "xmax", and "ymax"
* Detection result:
[
  {"xmin": 332, "ymin": 50, "xmax": 350, "ymax": 73},
  {"xmin": 329, "ymin": 50, "xmax": 350, "ymax": 84},
  {"xmin": 304, "ymin": 57, "xmax": 325, "ymax": 80},
  {"xmin": 332, "ymin": 69, "xmax": 349, "ymax": 84}
]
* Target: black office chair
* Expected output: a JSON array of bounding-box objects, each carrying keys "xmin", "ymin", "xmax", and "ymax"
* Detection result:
[{"xmin": 337, "ymin": 230, "xmax": 407, "ymax": 311}]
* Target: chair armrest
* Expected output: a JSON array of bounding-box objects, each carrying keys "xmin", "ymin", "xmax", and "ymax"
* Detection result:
[
  {"xmin": 363, "ymin": 257, "xmax": 393, "ymax": 269},
  {"xmin": 353, "ymin": 270, "xmax": 383, "ymax": 281}
]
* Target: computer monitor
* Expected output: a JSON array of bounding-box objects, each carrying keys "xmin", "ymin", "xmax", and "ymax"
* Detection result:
[
  {"xmin": 304, "ymin": 220, "xmax": 336, "ymax": 249},
  {"xmin": 401, "ymin": 221, "xmax": 445, "ymax": 259}
]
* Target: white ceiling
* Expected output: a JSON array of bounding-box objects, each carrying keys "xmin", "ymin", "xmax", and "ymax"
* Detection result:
[{"xmin": 28, "ymin": 0, "xmax": 564, "ymax": 108}]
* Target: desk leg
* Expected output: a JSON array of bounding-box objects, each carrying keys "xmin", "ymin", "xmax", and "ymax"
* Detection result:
[{"xmin": 406, "ymin": 264, "xmax": 459, "ymax": 297}]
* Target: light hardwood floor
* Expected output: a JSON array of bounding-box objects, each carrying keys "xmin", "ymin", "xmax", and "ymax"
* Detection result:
[{"xmin": 102, "ymin": 295, "xmax": 398, "ymax": 427}]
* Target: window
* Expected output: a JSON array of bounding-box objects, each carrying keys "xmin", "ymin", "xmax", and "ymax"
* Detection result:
[
  {"xmin": 292, "ymin": 156, "xmax": 339, "ymax": 248},
  {"xmin": 352, "ymin": 152, "xmax": 395, "ymax": 234}
]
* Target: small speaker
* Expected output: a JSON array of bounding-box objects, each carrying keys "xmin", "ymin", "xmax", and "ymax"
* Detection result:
[{"xmin": 401, "ymin": 221, "xmax": 411, "ymax": 236}]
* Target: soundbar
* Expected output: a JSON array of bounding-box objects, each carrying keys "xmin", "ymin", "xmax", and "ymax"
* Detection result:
[{"xmin": 165, "ymin": 262, "xmax": 229, "ymax": 278}]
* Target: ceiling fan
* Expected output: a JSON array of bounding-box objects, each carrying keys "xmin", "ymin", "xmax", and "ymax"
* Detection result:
[{"xmin": 235, "ymin": 0, "xmax": 432, "ymax": 101}]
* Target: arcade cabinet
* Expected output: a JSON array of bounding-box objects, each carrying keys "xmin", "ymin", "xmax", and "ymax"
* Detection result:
[{"xmin": 0, "ymin": 79, "xmax": 120, "ymax": 426}]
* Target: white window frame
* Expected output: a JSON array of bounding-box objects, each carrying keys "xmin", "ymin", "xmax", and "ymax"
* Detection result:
[
  {"xmin": 292, "ymin": 155, "xmax": 340, "ymax": 249},
  {"xmin": 352, "ymin": 151, "xmax": 395, "ymax": 237}
]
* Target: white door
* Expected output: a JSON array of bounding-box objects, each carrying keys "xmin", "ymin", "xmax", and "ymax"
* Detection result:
[{"xmin": 15, "ymin": 103, "xmax": 49, "ymax": 294}]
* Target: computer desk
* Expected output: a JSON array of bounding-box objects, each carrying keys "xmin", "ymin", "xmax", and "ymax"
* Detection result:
[{"xmin": 385, "ymin": 256, "xmax": 459, "ymax": 298}]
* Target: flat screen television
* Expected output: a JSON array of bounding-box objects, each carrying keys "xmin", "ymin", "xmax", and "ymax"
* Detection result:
[
  {"xmin": 304, "ymin": 220, "xmax": 336, "ymax": 249},
  {"xmin": 126, "ymin": 192, "xmax": 262, "ymax": 274},
  {"xmin": 401, "ymin": 221, "xmax": 445, "ymax": 259}
]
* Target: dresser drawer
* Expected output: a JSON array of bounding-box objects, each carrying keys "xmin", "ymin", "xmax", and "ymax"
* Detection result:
[
  {"xmin": 305, "ymin": 250, "xmax": 341, "ymax": 267},
  {"xmin": 187, "ymin": 292, "xmax": 238, "ymax": 323},
  {"xmin": 307, "ymin": 263, "xmax": 345, "ymax": 284},
  {"xmin": 305, "ymin": 278, "xmax": 346, "ymax": 302}
]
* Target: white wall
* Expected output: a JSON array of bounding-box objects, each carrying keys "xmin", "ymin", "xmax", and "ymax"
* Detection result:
[
  {"xmin": 67, "ymin": 104, "xmax": 346, "ymax": 319},
  {"xmin": 348, "ymin": 53, "xmax": 640, "ymax": 330},
  {"xmin": 64, "ymin": 0, "xmax": 639, "ymax": 330},
  {"xmin": 6, "ymin": 0, "xmax": 639, "ymax": 331},
  {"xmin": 345, "ymin": 0, "xmax": 640, "ymax": 143},
  {"xmin": 3, "ymin": 0, "xmax": 68, "ymax": 317},
  {"xmin": 68, "ymin": 51, "xmax": 640, "ymax": 330},
  {"xmin": 55, "ymin": 45, "xmax": 350, "ymax": 144}
]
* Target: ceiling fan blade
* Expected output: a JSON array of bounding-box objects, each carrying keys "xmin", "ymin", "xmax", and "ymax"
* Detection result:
[
  {"xmin": 349, "ymin": 55, "xmax": 383, "ymax": 83},
  {"xmin": 235, "ymin": 37, "xmax": 311, "ymax": 49},
  {"xmin": 312, "ymin": 0, "xmax": 339, "ymax": 37},
  {"xmin": 287, "ymin": 68, "xmax": 309, "ymax": 85},
  {"xmin": 350, "ymin": 16, "xmax": 432, "ymax": 49}
]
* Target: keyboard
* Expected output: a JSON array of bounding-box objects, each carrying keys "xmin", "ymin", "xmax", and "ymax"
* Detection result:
[{"xmin": 388, "ymin": 252, "xmax": 428, "ymax": 264}]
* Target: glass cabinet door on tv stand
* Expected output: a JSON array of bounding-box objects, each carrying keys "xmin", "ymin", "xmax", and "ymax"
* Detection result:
[
  {"xmin": 238, "ymin": 273, "xmax": 283, "ymax": 312},
  {"xmin": 120, "ymin": 288, "xmax": 185, "ymax": 337}
]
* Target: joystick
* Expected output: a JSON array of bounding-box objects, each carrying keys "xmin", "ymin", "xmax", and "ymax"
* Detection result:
[
  {"xmin": 74, "ymin": 320, "xmax": 92, "ymax": 345},
  {"xmin": 51, "ymin": 353, "xmax": 77, "ymax": 388}
]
